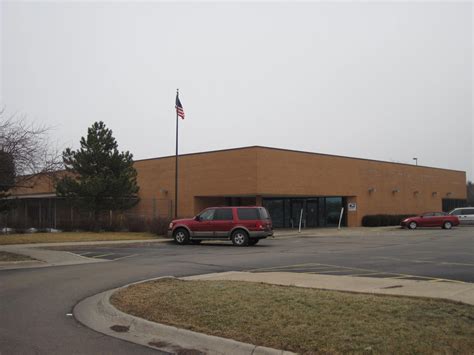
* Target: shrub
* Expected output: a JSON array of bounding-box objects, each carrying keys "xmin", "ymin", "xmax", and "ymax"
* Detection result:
[
  {"xmin": 362, "ymin": 214, "xmax": 416, "ymax": 227},
  {"xmin": 122, "ymin": 215, "xmax": 170, "ymax": 235}
]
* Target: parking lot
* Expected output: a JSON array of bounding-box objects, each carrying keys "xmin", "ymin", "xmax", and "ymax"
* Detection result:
[
  {"xmin": 2, "ymin": 225, "xmax": 473, "ymax": 354},
  {"xmin": 53, "ymin": 226, "xmax": 474, "ymax": 283}
]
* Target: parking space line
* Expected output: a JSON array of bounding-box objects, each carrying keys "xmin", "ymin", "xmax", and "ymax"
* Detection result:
[
  {"xmin": 112, "ymin": 254, "xmax": 138, "ymax": 261},
  {"xmin": 91, "ymin": 253, "xmax": 114, "ymax": 259},
  {"xmin": 248, "ymin": 263, "xmax": 325, "ymax": 272},
  {"xmin": 307, "ymin": 270, "xmax": 352, "ymax": 274},
  {"xmin": 390, "ymin": 275, "xmax": 436, "ymax": 280},
  {"xmin": 249, "ymin": 262, "xmax": 469, "ymax": 284},
  {"xmin": 376, "ymin": 257, "xmax": 474, "ymax": 268},
  {"xmin": 349, "ymin": 272, "xmax": 392, "ymax": 277},
  {"xmin": 440, "ymin": 262, "xmax": 474, "ymax": 267},
  {"xmin": 375, "ymin": 256, "xmax": 433, "ymax": 264}
]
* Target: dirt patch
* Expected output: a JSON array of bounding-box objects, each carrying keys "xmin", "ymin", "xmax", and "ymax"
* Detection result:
[
  {"xmin": 110, "ymin": 324, "xmax": 130, "ymax": 333},
  {"xmin": 0, "ymin": 251, "xmax": 35, "ymax": 262},
  {"xmin": 111, "ymin": 278, "xmax": 474, "ymax": 354},
  {"xmin": 148, "ymin": 341, "xmax": 170, "ymax": 348}
]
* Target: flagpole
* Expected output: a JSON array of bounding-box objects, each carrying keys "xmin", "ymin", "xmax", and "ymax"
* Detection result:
[{"xmin": 175, "ymin": 89, "xmax": 179, "ymax": 218}]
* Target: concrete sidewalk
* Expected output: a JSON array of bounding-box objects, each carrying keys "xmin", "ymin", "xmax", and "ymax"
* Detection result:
[
  {"xmin": 184, "ymin": 271, "xmax": 474, "ymax": 305},
  {"xmin": 74, "ymin": 271, "xmax": 474, "ymax": 355},
  {"xmin": 272, "ymin": 226, "xmax": 403, "ymax": 237},
  {"xmin": 0, "ymin": 239, "xmax": 166, "ymax": 270}
]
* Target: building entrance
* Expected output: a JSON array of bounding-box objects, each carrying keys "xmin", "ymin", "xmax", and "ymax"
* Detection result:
[
  {"xmin": 263, "ymin": 197, "xmax": 345, "ymax": 228},
  {"xmin": 306, "ymin": 200, "xmax": 318, "ymax": 227}
]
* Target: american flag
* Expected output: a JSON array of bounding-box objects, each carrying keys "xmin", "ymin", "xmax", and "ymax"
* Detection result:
[{"xmin": 175, "ymin": 93, "xmax": 185, "ymax": 119}]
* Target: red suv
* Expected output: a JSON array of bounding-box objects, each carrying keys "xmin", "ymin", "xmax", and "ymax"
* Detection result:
[{"xmin": 168, "ymin": 206, "xmax": 273, "ymax": 246}]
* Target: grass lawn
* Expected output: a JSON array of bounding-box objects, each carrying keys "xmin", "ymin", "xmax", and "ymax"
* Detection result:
[
  {"xmin": 111, "ymin": 279, "xmax": 474, "ymax": 354},
  {"xmin": 0, "ymin": 251, "xmax": 36, "ymax": 262},
  {"xmin": 0, "ymin": 232, "xmax": 158, "ymax": 245}
]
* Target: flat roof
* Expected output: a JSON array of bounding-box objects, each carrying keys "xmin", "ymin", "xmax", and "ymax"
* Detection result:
[{"xmin": 134, "ymin": 145, "xmax": 465, "ymax": 174}]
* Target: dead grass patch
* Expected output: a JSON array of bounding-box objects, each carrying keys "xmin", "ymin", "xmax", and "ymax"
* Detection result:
[
  {"xmin": 0, "ymin": 232, "xmax": 158, "ymax": 245},
  {"xmin": 0, "ymin": 251, "xmax": 35, "ymax": 262},
  {"xmin": 111, "ymin": 279, "xmax": 474, "ymax": 354}
]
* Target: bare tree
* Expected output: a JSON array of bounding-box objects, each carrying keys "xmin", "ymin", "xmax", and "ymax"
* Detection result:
[{"xmin": 0, "ymin": 109, "xmax": 62, "ymax": 196}]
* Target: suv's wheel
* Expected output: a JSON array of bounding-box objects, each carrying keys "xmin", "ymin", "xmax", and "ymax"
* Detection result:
[
  {"xmin": 248, "ymin": 239, "xmax": 259, "ymax": 246},
  {"xmin": 443, "ymin": 221, "xmax": 453, "ymax": 230},
  {"xmin": 173, "ymin": 228, "xmax": 189, "ymax": 245},
  {"xmin": 408, "ymin": 221, "xmax": 417, "ymax": 230},
  {"xmin": 231, "ymin": 230, "xmax": 249, "ymax": 246}
]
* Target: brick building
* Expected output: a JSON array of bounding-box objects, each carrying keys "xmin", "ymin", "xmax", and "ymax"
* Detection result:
[{"xmin": 8, "ymin": 146, "xmax": 467, "ymax": 228}]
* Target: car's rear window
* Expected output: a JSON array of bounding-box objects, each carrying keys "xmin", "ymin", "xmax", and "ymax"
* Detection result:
[
  {"xmin": 237, "ymin": 208, "xmax": 260, "ymax": 220},
  {"xmin": 258, "ymin": 207, "xmax": 270, "ymax": 219}
]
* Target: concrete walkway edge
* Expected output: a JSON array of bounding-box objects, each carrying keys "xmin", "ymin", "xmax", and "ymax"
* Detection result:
[
  {"xmin": 0, "ymin": 239, "xmax": 167, "ymax": 270},
  {"xmin": 73, "ymin": 276, "xmax": 295, "ymax": 355}
]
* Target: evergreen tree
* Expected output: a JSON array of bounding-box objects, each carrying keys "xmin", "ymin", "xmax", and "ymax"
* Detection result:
[{"xmin": 56, "ymin": 122, "xmax": 139, "ymax": 218}]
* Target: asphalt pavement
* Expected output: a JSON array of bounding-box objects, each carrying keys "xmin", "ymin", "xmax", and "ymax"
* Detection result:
[{"xmin": 1, "ymin": 226, "xmax": 473, "ymax": 354}]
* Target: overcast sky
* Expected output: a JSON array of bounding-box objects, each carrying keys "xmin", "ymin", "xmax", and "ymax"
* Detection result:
[{"xmin": 1, "ymin": 1, "xmax": 473, "ymax": 179}]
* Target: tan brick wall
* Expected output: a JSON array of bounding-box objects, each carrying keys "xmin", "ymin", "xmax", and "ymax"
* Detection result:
[
  {"xmin": 9, "ymin": 146, "xmax": 466, "ymax": 227},
  {"xmin": 133, "ymin": 148, "xmax": 258, "ymax": 218},
  {"xmin": 255, "ymin": 147, "xmax": 466, "ymax": 225},
  {"xmin": 10, "ymin": 173, "xmax": 65, "ymax": 197}
]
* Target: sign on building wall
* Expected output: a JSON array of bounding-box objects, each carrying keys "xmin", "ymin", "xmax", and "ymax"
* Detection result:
[{"xmin": 348, "ymin": 202, "xmax": 357, "ymax": 212}]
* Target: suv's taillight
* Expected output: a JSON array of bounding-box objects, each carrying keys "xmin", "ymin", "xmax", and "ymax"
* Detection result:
[{"xmin": 256, "ymin": 221, "xmax": 264, "ymax": 229}]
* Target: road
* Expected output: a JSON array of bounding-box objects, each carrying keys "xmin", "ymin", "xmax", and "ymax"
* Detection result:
[{"xmin": 1, "ymin": 227, "xmax": 473, "ymax": 354}]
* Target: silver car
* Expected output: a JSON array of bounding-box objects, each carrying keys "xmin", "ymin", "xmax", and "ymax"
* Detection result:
[{"xmin": 449, "ymin": 207, "xmax": 474, "ymax": 225}]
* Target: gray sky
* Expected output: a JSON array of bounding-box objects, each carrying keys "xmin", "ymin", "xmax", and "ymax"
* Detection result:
[{"xmin": 1, "ymin": 1, "xmax": 473, "ymax": 179}]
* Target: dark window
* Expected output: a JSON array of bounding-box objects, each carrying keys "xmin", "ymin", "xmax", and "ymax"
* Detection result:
[
  {"xmin": 462, "ymin": 209, "xmax": 474, "ymax": 215},
  {"xmin": 263, "ymin": 200, "xmax": 284, "ymax": 228},
  {"xmin": 423, "ymin": 212, "xmax": 435, "ymax": 217},
  {"xmin": 434, "ymin": 212, "xmax": 448, "ymax": 216},
  {"xmin": 450, "ymin": 209, "xmax": 462, "ymax": 215},
  {"xmin": 237, "ymin": 208, "xmax": 260, "ymax": 220},
  {"xmin": 213, "ymin": 208, "xmax": 233, "ymax": 220},
  {"xmin": 325, "ymin": 197, "xmax": 342, "ymax": 226},
  {"xmin": 290, "ymin": 200, "xmax": 304, "ymax": 228},
  {"xmin": 442, "ymin": 198, "xmax": 467, "ymax": 212}
]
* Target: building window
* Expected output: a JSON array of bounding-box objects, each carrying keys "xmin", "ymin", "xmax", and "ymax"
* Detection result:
[
  {"xmin": 263, "ymin": 196, "xmax": 345, "ymax": 228},
  {"xmin": 325, "ymin": 197, "xmax": 342, "ymax": 227}
]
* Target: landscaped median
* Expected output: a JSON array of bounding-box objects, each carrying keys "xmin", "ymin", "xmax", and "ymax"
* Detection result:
[
  {"xmin": 0, "ymin": 232, "xmax": 159, "ymax": 245},
  {"xmin": 110, "ymin": 278, "xmax": 474, "ymax": 354}
]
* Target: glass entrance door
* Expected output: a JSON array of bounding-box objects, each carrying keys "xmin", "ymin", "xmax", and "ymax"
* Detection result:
[
  {"xmin": 306, "ymin": 200, "xmax": 318, "ymax": 227},
  {"xmin": 290, "ymin": 200, "xmax": 304, "ymax": 228},
  {"xmin": 263, "ymin": 196, "xmax": 345, "ymax": 228}
]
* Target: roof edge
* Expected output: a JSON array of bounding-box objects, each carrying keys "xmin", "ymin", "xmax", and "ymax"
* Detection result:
[{"xmin": 134, "ymin": 145, "xmax": 466, "ymax": 175}]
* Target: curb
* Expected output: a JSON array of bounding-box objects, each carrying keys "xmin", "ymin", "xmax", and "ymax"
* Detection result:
[{"xmin": 74, "ymin": 276, "xmax": 295, "ymax": 355}]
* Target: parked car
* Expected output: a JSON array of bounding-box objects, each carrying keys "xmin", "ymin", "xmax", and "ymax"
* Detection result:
[
  {"xmin": 400, "ymin": 212, "xmax": 459, "ymax": 230},
  {"xmin": 168, "ymin": 206, "xmax": 273, "ymax": 246},
  {"xmin": 449, "ymin": 207, "xmax": 474, "ymax": 225}
]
